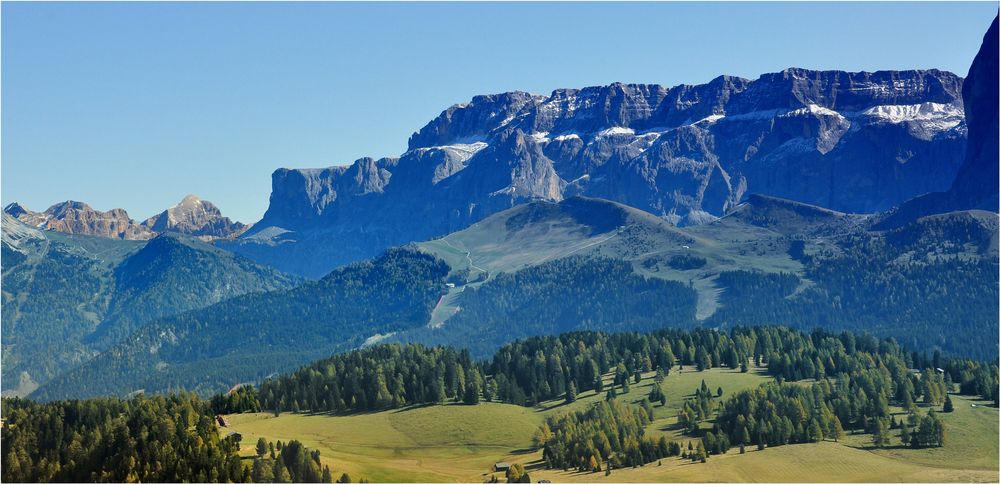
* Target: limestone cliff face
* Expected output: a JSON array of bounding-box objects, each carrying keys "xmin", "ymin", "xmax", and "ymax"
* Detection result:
[
  {"xmin": 229, "ymin": 68, "xmax": 969, "ymax": 277},
  {"xmin": 877, "ymin": 16, "xmax": 999, "ymax": 228},
  {"xmin": 950, "ymin": 16, "xmax": 999, "ymax": 212}
]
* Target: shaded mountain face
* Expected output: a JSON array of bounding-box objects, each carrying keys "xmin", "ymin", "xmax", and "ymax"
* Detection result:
[
  {"xmin": 951, "ymin": 15, "xmax": 1000, "ymax": 212},
  {"xmin": 877, "ymin": 16, "xmax": 999, "ymax": 228},
  {"xmin": 4, "ymin": 195, "xmax": 248, "ymax": 241},
  {"xmin": 32, "ymin": 248, "xmax": 450, "ymax": 400},
  {"xmin": 141, "ymin": 195, "xmax": 249, "ymax": 239},
  {"xmin": 0, "ymin": 215, "xmax": 297, "ymax": 397},
  {"xmin": 227, "ymin": 68, "xmax": 967, "ymax": 277}
]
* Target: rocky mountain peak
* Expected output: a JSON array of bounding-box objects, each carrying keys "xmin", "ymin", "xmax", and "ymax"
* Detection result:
[
  {"xmin": 141, "ymin": 195, "xmax": 248, "ymax": 240},
  {"xmin": 4, "ymin": 195, "xmax": 249, "ymax": 241},
  {"xmin": 2, "ymin": 200, "xmax": 155, "ymax": 240}
]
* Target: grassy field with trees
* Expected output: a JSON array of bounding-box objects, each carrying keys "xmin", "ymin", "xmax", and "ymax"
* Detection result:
[{"xmin": 226, "ymin": 366, "xmax": 998, "ymax": 482}]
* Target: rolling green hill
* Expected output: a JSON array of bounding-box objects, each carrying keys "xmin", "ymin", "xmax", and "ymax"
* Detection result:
[{"xmin": 415, "ymin": 196, "xmax": 998, "ymax": 359}]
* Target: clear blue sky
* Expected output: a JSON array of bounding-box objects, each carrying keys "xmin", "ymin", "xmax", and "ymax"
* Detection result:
[{"xmin": 3, "ymin": 2, "xmax": 996, "ymax": 223}]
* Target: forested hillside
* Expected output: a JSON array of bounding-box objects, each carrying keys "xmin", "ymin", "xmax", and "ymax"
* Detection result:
[
  {"xmin": 397, "ymin": 256, "xmax": 698, "ymax": 358},
  {"xmin": 707, "ymin": 211, "xmax": 999, "ymax": 359},
  {"xmin": 33, "ymin": 248, "xmax": 450, "ymax": 400},
  {"xmin": 1, "ymin": 216, "xmax": 297, "ymax": 396}
]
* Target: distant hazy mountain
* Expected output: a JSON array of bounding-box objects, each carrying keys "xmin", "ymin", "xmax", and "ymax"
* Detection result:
[
  {"xmin": 0, "ymin": 214, "xmax": 297, "ymax": 396},
  {"xmin": 4, "ymin": 201, "xmax": 155, "ymax": 240},
  {"xmin": 141, "ymin": 195, "xmax": 250, "ymax": 239},
  {"xmin": 4, "ymin": 195, "xmax": 248, "ymax": 241},
  {"xmin": 225, "ymin": 68, "xmax": 967, "ymax": 277}
]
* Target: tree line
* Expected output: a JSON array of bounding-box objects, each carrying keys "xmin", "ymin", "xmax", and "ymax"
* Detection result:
[{"xmin": 213, "ymin": 326, "xmax": 996, "ymax": 418}]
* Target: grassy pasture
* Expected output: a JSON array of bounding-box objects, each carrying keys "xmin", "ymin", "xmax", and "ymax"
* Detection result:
[{"xmin": 227, "ymin": 368, "xmax": 999, "ymax": 482}]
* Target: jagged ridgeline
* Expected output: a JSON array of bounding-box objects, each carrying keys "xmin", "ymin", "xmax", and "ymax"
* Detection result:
[{"xmin": 224, "ymin": 69, "xmax": 968, "ymax": 278}]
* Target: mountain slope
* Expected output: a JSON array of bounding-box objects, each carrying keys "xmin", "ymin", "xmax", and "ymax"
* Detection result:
[
  {"xmin": 32, "ymin": 248, "xmax": 450, "ymax": 400},
  {"xmin": 30, "ymin": 191, "xmax": 999, "ymax": 399},
  {"xmin": 91, "ymin": 233, "xmax": 298, "ymax": 348},
  {"xmin": 226, "ymin": 68, "xmax": 967, "ymax": 277},
  {"xmin": 407, "ymin": 195, "xmax": 996, "ymax": 360},
  {"xmin": 0, "ymin": 216, "xmax": 297, "ymax": 396}
]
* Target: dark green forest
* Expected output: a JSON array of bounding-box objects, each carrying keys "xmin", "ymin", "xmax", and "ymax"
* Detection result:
[
  {"xmin": 32, "ymin": 248, "xmax": 450, "ymax": 401},
  {"xmin": 1, "ymin": 232, "xmax": 296, "ymax": 394},
  {"xmin": 400, "ymin": 256, "xmax": 699, "ymax": 358},
  {"xmin": 708, "ymin": 236, "xmax": 999, "ymax": 360}
]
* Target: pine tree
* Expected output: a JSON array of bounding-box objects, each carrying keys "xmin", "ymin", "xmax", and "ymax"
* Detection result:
[
  {"xmin": 943, "ymin": 395, "xmax": 954, "ymax": 413},
  {"xmin": 831, "ymin": 417, "xmax": 844, "ymax": 442},
  {"xmin": 256, "ymin": 437, "xmax": 268, "ymax": 458},
  {"xmin": 872, "ymin": 418, "xmax": 889, "ymax": 448},
  {"xmin": 565, "ymin": 381, "xmax": 577, "ymax": 403},
  {"xmin": 900, "ymin": 424, "xmax": 911, "ymax": 447},
  {"xmin": 274, "ymin": 460, "xmax": 291, "ymax": 483},
  {"xmin": 808, "ymin": 419, "xmax": 823, "ymax": 442},
  {"xmin": 464, "ymin": 381, "xmax": 480, "ymax": 405}
]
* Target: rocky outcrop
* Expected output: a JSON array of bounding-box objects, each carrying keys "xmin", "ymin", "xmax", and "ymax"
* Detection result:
[
  {"xmin": 141, "ymin": 195, "xmax": 249, "ymax": 240},
  {"xmin": 228, "ymin": 68, "xmax": 968, "ymax": 277},
  {"xmin": 5, "ymin": 195, "xmax": 248, "ymax": 241},
  {"xmin": 4, "ymin": 201, "xmax": 154, "ymax": 240},
  {"xmin": 876, "ymin": 16, "xmax": 998, "ymax": 228},
  {"xmin": 948, "ymin": 16, "xmax": 999, "ymax": 212}
]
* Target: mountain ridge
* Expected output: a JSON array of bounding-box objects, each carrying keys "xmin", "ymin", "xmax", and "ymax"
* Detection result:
[
  {"xmin": 5, "ymin": 195, "xmax": 249, "ymax": 241},
  {"xmin": 226, "ymin": 67, "xmax": 968, "ymax": 277}
]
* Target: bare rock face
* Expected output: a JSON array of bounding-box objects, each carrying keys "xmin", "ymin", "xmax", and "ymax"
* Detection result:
[
  {"xmin": 141, "ymin": 195, "xmax": 249, "ymax": 240},
  {"xmin": 4, "ymin": 196, "xmax": 248, "ymax": 241},
  {"xmin": 227, "ymin": 68, "xmax": 969, "ymax": 277},
  {"xmin": 876, "ymin": 16, "xmax": 999, "ymax": 228},
  {"xmin": 4, "ymin": 201, "xmax": 154, "ymax": 240}
]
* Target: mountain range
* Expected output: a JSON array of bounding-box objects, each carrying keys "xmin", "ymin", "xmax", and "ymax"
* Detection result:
[
  {"xmin": 4, "ymin": 16, "xmax": 997, "ymax": 401},
  {"xmin": 4, "ymin": 194, "xmax": 249, "ymax": 241},
  {"xmin": 223, "ymin": 68, "xmax": 968, "ymax": 277}
]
